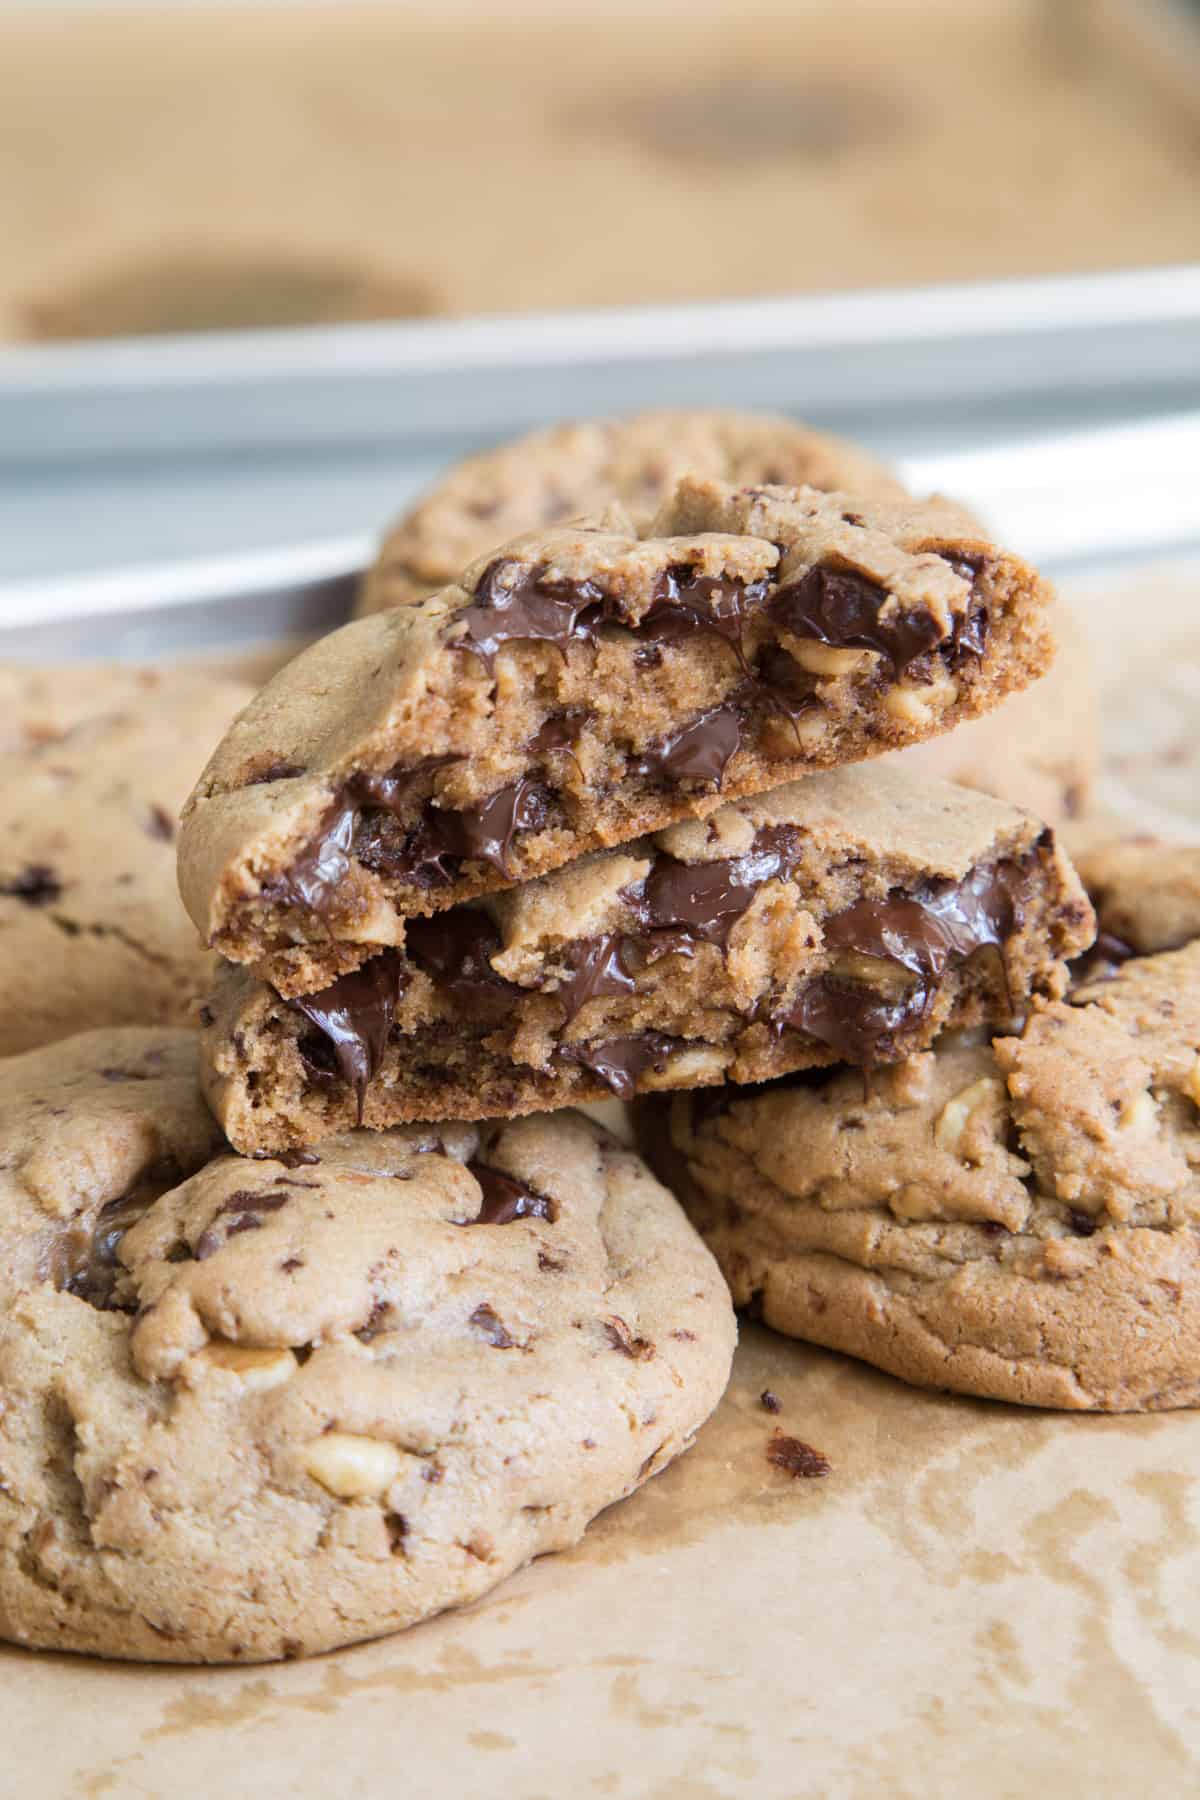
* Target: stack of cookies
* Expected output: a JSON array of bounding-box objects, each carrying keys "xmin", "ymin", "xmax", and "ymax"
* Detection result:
[{"xmin": 2, "ymin": 409, "xmax": 1197, "ymax": 1669}]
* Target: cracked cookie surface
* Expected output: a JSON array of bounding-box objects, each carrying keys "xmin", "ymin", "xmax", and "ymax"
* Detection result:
[
  {"xmin": 356, "ymin": 407, "xmax": 905, "ymax": 615},
  {"xmin": 642, "ymin": 877, "xmax": 1200, "ymax": 1411},
  {"xmin": 201, "ymin": 764, "xmax": 1092, "ymax": 1153},
  {"xmin": 0, "ymin": 1028, "xmax": 734, "ymax": 1662},
  {"xmin": 180, "ymin": 476, "xmax": 1056, "ymax": 997},
  {"xmin": 0, "ymin": 665, "xmax": 253, "ymax": 1055}
]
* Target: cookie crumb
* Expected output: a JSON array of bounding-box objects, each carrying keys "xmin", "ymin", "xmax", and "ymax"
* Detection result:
[
  {"xmin": 767, "ymin": 1430, "xmax": 831, "ymax": 1479},
  {"xmin": 760, "ymin": 1389, "xmax": 782, "ymax": 1414}
]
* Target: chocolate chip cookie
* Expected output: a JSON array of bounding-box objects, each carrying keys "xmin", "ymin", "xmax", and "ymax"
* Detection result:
[
  {"xmin": 643, "ymin": 852, "xmax": 1200, "ymax": 1411},
  {"xmin": 0, "ymin": 1028, "xmax": 734, "ymax": 1662},
  {"xmin": 179, "ymin": 476, "xmax": 1057, "ymax": 998},
  {"xmin": 0, "ymin": 664, "xmax": 253, "ymax": 1056},
  {"xmin": 356, "ymin": 408, "xmax": 906, "ymax": 616},
  {"xmin": 202, "ymin": 764, "xmax": 1093, "ymax": 1154}
]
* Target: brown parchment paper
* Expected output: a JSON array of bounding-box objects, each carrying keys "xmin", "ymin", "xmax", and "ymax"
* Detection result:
[{"xmin": 6, "ymin": 558, "xmax": 1200, "ymax": 1798}]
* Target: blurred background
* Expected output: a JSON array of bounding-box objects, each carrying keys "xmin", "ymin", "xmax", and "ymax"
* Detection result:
[{"xmin": 3, "ymin": 0, "xmax": 1200, "ymax": 340}]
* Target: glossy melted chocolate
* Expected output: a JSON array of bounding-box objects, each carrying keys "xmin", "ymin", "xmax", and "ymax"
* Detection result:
[
  {"xmin": 464, "ymin": 1161, "xmax": 558, "ymax": 1225},
  {"xmin": 291, "ymin": 955, "xmax": 407, "ymax": 1120}
]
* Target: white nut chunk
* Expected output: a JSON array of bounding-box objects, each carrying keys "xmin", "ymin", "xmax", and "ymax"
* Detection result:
[
  {"xmin": 789, "ymin": 639, "xmax": 873, "ymax": 677},
  {"xmin": 1118, "ymin": 1090, "xmax": 1158, "ymax": 1132},
  {"xmin": 193, "ymin": 1341, "xmax": 297, "ymax": 1391},
  {"xmin": 934, "ymin": 1077, "xmax": 1004, "ymax": 1156},
  {"xmin": 303, "ymin": 1431, "xmax": 404, "ymax": 1499}
]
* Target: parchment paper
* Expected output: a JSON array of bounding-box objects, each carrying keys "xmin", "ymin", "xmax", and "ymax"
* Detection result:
[{"xmin": 6, "ymin": 558, "xmax": 1200, "ymax": 1798}]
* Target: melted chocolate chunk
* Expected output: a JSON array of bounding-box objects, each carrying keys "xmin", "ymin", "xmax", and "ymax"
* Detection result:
[
  {"xmin": 560, "ymin": 1032, "xmax": 678, "ymax": 1100},
  {"xmin": 554, "ymin": 933, "xmax": 637, "ymax": 1021},
  {"xmin": 404, "ymin": 910, "xmax": 516, "ymax": 998},
  {"xmin": 779, "ymin": 859, "xmax": 1026, "ymax": 1061},
  {"xmin": 824, "ymin": 861, "xmax": 1021, "ymax": 983},
  {"xmin": 454, "ymin": 560, "xmax": 612, "ymax": 667},
  {"xmin": 1, "ymin": 863, "xmax": 62, "ymax": 907},
  {"xmin": 631, "ymin": 824, "xmax": 802, "ymax": 952},
  {"xmin": 771, "ymin": 564, "xmax": 944, "ymax": 676},
  {"xmin": 639, "ymin": 566, "xmax": 770, "ymax": 670},
  {"xmin": 375, "ymin": 778, "xmax": 551, "ymax": 888},
  {"xmin": 784, "ymin": 976, "xmax": 931, "ymax": 1064},
  {"xmin": 463, "ymin": 1162, "xmax": 558, "ymax": 1226},
  {"xmin": 290, "ymin": 955, "xmax": 406, "ymax": 1122},
  {"xmin": 631, "ymin": 705, "xmax": 743, "ymax": 788},
  {"xmin": 351, "ymin": 754, "xmax": 461, "ymax": 816},
  {"xmin": 767, "ymin": 1431, "xmax": 831, "ymax": 1478},
  {"xmin": 268, "ymin": 799, "xmax": 357, "ymax": 914},
  {"xmin": 59, "ymin": 1184, "xmax": 160, "ymax": 1311},
  {"xmin": 527, "ymin": 708, "xmax": 588, "ymax": 759}
]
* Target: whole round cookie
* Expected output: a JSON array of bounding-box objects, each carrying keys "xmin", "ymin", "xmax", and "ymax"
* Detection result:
[
  {"xmin": 357, "ymin": 407, "xmax": 905, "ymax": 615},
  {"xmin": 645, "ymin": 852, "xmax": 1200, "ymax": 1410},
  {"xmin": 0, "ymin": 1029, "xmax": 734, "ymax": 1663},
  {"xmin": 0, "ymin": 663, "xmax": 252, "ymax": 1056}
]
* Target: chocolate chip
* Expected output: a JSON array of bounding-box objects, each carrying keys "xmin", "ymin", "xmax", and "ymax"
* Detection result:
[
  {"xmin": 630, "ymin": 704, "xmax": 743, "ymax": 788},
  {"xmin": 259, "ymin": 1147, "xmax": 321, "ymax": 1168},
  {"xmin": 526, "ymin": 708, "xmax": 589, "ymax": 759},
  {"xmin": 146, "ymin": 805, "xmax": 175, "ymax": 842},
  {"xmin": 404, "ymin": 910, "xmax": 516, "ymax": 999},
  {"xmin": 554, "ymin": 933, "xmax": 636, "ymax": 1022},
  {"xmin": 290, "ymin": 956, "xmax": 407, "ymax": 1122},
  {"xmin": 538, "ymin": 1251, "xmax": 566, "ymax": 1272},
  {"xmin": 560, "ymin": 1032, "xmax": 678, "ymax": 1100},
  {"xmin": 59, "ymin": 1185, "xmax": 158, "ymax": 1311},
  {"xmin": 639, "ymin": 566, "xmax": 770, "ymax": 670},
  {"xmin": 603, "ymin": 1316, "xmax": 655, "ymax": 1360},
  {"xmin": 453, "ymin": 560, "xmax": 612, "ymax": 667},
  {"xmin": 198, "ymin": 1005, "xmax": 215, "ymax": 1028},
  {"xmin": 1067, "ymin": 1210, "xmax": 1098, "ymax": 1238},
  {"xmin": 760, "ymin": 1389, "xmax": 783, "ymax": 1414},
  {"xmin": 628, "ymin": 823, "xmax": 802, "ymax": 954},
  {"xmin": 0, "ymin": 863, "xmax": 62, "ymax": 907},
  {"xmin": 470, "ymin": 1303, "xmax": 516, "ymax": 1348},
  {"xmin": 771, "ymin": 564, "xmax": 944, "ymax": 676},
  {"xmin": 462, "ymin": 1162, "xmax": 558, "ymax": 1226},
  {"xmin": 778, "ymin": 858, "xmax": 1027, "ymax": 1063},
  {"xmin": 767, "ymin": 1432, "xmax": 831, "ymax": 1478}
]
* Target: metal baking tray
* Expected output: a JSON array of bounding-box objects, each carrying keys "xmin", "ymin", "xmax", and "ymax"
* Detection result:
[{"xmin": 1, "ymin": 264, "xmax": 1199, "ymax": 658}]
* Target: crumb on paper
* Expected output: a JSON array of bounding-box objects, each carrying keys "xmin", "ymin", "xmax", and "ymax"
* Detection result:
[{"xmin": 767, "ymin": 1431, "xmax": 831, "ymax": 1479}]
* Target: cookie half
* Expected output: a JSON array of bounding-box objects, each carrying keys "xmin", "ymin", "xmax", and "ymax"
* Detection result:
[
  {"xmin": 0, "ymin": 664, "xmax": 252, "ymax": 1055},
  {"xmin": 202, "ymin": 764, "xmax": 1092, "ymax": 1153},
  {"xmin": 0, "ymin": 1029, "xmax": 734, "ymax": 1662},
  {"xmin": 643, "ymin": 876, "xmax": 1200, "ymax": 1412},
  {"xmin": 179, "ymin": 476, "xmax": 1057, "ymax": 996},
  {"xmin": 356, "ymin": 406, "xmax": 905, "ymax": 615}
]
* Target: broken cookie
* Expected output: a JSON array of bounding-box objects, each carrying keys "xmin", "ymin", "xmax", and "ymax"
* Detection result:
[
  {"xmin": 199, "ymin": 764, "xmax": 1092, "ymax": 1154},
  {"xmin": 179, "ymin": 476, "xmax": 1057, "ymax": 997}
]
